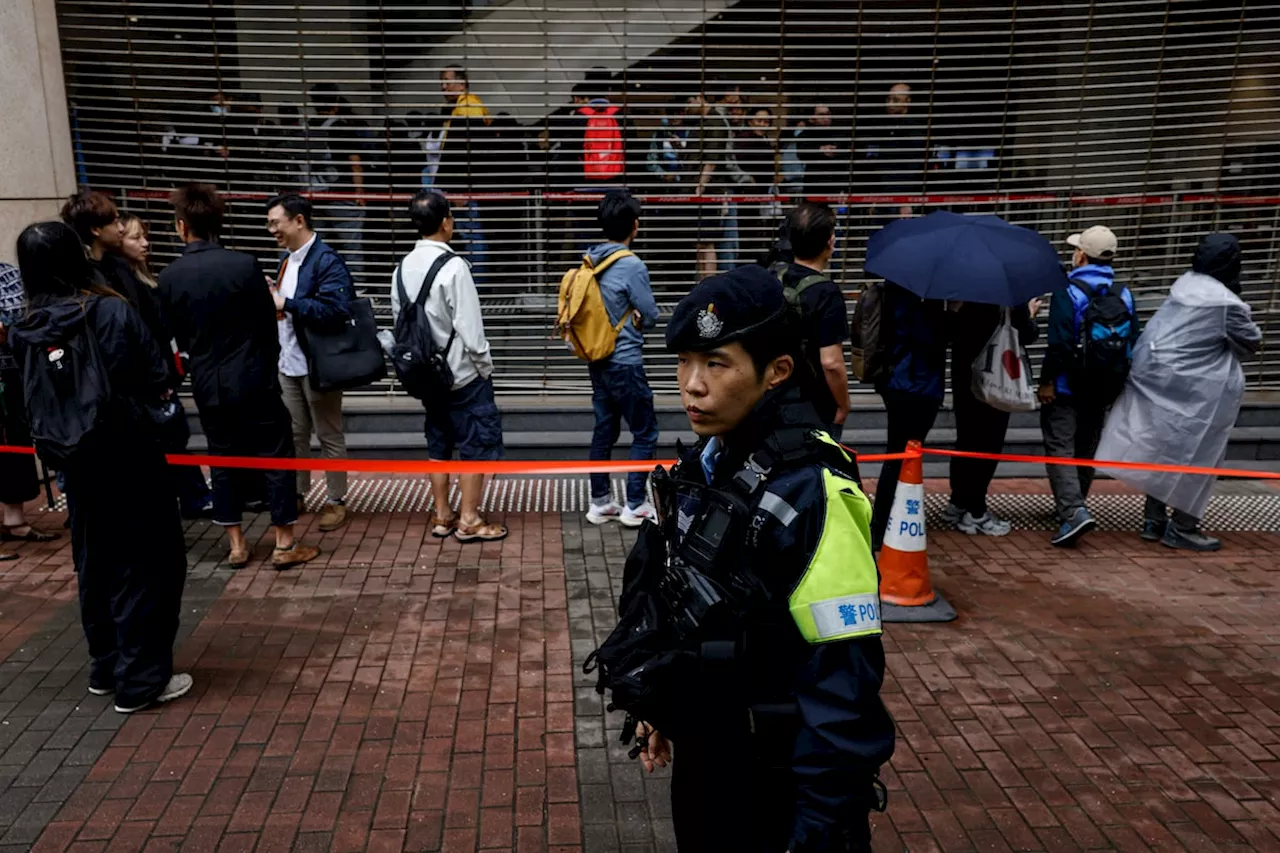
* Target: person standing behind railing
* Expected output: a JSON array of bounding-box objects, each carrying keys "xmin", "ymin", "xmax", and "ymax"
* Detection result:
[
  {"xmin": 578, "ymin": 190, "xmax": 661, "ymax": 528},
  {"xmin": 391, "ymin": 191, "xmax": 507, "ymax": 544},
  {"xmin": 156, "ymin": 184, "xmax": 320, "ymax": 571},
  {"xmin": 1096, "ymin": 233, "xmax": 1261, "ymax": 552},
  {"xmin": 118, "ymin": 212, "xmax": 214, "ymax": 520},
  {"xmin": 11, "ymin": 222, "xmax": 190, "ymax": 714}
]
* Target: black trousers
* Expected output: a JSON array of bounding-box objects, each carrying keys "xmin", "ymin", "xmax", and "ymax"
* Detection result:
[
  {"xmin": 1144, "ymin": 496, "xmax": 1200, "ymax": 532},
  {"xmin": 949, "ymin": 367, "xmax": 1012, "ymax": 517},
  {"xmin": 671, "ymin": 732, "xmax": 794, "ymax": 853},
  {"xmin": 871, "ymin": 390, "xmax": 941, "ymax": 552},
  {"xmin": 66, "ymin": 439, "xmax": 186, "ymax": 708},
  {"xmin": 199, "ymin": 397, "xmax": 297, "ymax": 528},
  {"xmin": 671, "ymin": 719, "xmax": 877, "ymax": 853}
]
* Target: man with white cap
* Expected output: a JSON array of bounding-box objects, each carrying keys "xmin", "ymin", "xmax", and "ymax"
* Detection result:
[{"xmin": 1037, "ymin": 225, "xmax": 1138, "ymax": 547}]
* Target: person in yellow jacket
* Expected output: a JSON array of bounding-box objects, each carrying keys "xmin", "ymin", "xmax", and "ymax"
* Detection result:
[
  {"xmin": 587, "ymin": 265, "xmax": 895, "ymax": 853},
  {"xmin": 440, "ymin": 65, "xmax": 489, "ymax": 122}
]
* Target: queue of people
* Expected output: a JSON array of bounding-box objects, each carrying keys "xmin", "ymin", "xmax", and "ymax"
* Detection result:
[{"xmin": 0, "ymin": 170, "xmax": 1262, "ymax": 731}]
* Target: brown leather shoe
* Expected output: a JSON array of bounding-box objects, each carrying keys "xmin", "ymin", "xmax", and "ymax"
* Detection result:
[
  {"xmin": 317, "ymin": 503, "xmax": 348, "ymax": 532},
  {"xmin": 271, "ymin": 543, "xmax": 320, "ymax": 569},
  {"xmin": 228, "ymin": 546, "xmax": 250, "ymax": 568}
]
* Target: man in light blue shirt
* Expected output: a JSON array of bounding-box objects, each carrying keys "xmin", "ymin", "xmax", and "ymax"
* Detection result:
[{"xmin": 584, "ymin": 190, "xmax": 661, "ymax": 527}]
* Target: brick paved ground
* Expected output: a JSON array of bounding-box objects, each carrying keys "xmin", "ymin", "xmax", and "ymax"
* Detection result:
[
  {"xmin": 564, "ymin": 512, "xmax": 1280, "ymax": 853},
  {"xmin": 0, "ymin": 480, "xmax": 1273, "ymax": 852}
]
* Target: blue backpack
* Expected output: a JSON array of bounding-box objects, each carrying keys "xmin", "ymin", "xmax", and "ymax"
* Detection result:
[{"xmin": 1072, "ymin": 278, "xmax": 1134, "ymax": 403}]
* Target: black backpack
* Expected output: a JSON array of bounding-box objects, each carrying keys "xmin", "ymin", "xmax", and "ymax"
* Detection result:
[
  {"xmin": 1072, "ymin": 278, "xmax": 1135, "ymax": 404},
  {"xmin": 850, "ymin": 282, "xmax": 889, "ymax": 385},
  {"xmin": 19, "ymin": 312, "xmax": 113, "ymax": 469},
  {"xmin": 391, "ymin": 252, "xmax": 458, "ymax": 402}
]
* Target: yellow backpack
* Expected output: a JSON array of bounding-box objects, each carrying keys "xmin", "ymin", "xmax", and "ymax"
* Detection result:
[{"xmin": 555, "ymin": 249, "xmax": 635, "ymax": 362}]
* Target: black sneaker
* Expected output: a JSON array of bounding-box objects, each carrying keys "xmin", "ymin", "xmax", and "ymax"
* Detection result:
[
  {"xmin": 1051, "ymin": 508, "xmax": 1097, "ymax": 548},
  {"xmin": 1162, "ymin": 526, "xmax": 1221, "ymax": 552},
  {"xmin": 1140, "ymin": 519, "xmax": 1166, "ymax": 542}
]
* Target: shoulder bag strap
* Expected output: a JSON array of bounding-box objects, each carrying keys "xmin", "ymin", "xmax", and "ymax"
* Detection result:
[
  {"xmin": 1068, "ymin": 277, "xmax": 1096, "ymax": 299},
  {"xmin": 591, "ymin": 249, "xmax": 636, "ymax": 332},
  {"xmin": 415, "ymin": 251, "xmax": 458, "ymax": 309}
]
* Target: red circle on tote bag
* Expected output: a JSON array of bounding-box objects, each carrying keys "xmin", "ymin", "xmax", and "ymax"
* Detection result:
[{"xmin": 1002, "ymin": 350, "xmax": 1021, "ymax": 381}]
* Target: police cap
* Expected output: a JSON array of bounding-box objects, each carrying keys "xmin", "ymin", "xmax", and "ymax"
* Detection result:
[{"xmin": 665, "ymin": 265, "xmax": 787, "ymax": 353}]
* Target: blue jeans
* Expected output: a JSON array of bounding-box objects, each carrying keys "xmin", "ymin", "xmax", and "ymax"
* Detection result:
[
  {"xmin": 589, "ymin": 362, "xmax": 659, "ymax": 508},
  {"xmin": 453, "ymin": 200, "xmax": 488, "ymax": 287},
  {"xmin": 717, "ymin": 200, "xmax": 740, "ymax": 272}
]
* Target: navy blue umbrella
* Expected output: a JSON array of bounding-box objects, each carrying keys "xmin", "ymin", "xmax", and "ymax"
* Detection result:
[{"xmin": 864, "ymin": 211, "xmax": 1068, "ymax": 306}]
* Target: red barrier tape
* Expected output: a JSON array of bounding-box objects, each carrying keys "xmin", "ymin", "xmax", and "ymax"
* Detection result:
[
  {"xmin": 920, "ymin": 448, "xmax": 1280, "ymax": 481},
  {"xmin": 119, "ymin": 189, "xmax": 1280, "ymax": 207},
  {"xmin": 0, "ymin": 444, "xmax": 911, "ymax": 473},
  {"xmin": 0, "ymin": 440, "xmax": 1273, "ymax": 479}
]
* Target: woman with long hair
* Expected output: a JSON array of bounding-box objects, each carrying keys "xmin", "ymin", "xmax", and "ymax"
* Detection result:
[
  {"xmin": 117, "ymin": 213, "xmax": 157, "ymax": 287},
  {"xmin": 10, "ymin": 221, "xmax": 192, "ymax": 714}
]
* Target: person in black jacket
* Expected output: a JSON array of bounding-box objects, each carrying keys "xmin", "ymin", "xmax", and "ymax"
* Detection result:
[
  {"xmin": 60, "ymin": 192, "xmax": 171, "ymax": 375},
  {"xmin": 156, "ymin": 184, "xmax": 320, "ymax": 571},
  {"xmin": 10, "ymin": 221, "xmax": 190, "ymax": 714},
  {"xmin": 945, "ymin": 300, "xmax": 1040, "ymax": 535}
]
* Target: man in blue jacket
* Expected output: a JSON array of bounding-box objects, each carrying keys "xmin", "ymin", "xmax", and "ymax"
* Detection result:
[
  {"xmin": 583, "ymin": 190, "xmax": 661, "ymax": 528},
  {"xmin": 266, "ymin": 194, "xmax": 355, "ymax": 533},
  {"xmin": 1037, "ymin": 225, "xmax": 1137, "ymax": 547}
]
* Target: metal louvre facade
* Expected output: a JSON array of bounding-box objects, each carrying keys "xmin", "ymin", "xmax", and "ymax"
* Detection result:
[{"xmin": 54, "ymin": 0, "xmax": 1280, "ymax": 396}]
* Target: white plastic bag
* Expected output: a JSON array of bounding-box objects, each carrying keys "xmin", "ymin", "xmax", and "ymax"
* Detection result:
[{"xmin": 971, "ymin": 309, "xmax": 1037, "ymax": 413}]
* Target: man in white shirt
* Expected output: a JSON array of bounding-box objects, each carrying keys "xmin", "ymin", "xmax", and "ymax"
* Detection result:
[
  {"xmin": 392, "ymin": 191, "xmax": 507, "ymax": 543},
  {"xmin": 265, "ymin": 194, "xmax": 355, "ymax": 533}
]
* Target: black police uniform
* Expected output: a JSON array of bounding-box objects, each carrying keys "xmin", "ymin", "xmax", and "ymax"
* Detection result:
[{"xmin": 588, "ymin": 267, "xmax": 895, "ymax": 853}]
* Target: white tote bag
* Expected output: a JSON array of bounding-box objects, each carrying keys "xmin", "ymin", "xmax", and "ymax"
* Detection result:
[{"xmin": 971, "ymin": 309, "xmax": 1037, "ymax": 413}]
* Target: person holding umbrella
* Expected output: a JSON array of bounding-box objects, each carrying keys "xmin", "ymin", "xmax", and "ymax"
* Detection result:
[{"xmin": 863, "ymin": 211, "xmax": 1068, "ymax": 551}]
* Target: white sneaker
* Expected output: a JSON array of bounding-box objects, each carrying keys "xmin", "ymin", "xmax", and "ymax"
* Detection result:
[
  {"xmin": 943, "ymin": 502, "xmax": 966, "ymax": 527},
  {"xmin": 958, "ymin": 512, "xmax": 1012, "ymax": 537},
  {"xmin": 620, "ymin": 502, "xmax": 657, "ymax": 528},
  {"xmin": 114, "ymin": 673, "xmax": 193, "ymax": 714},
  {"xmin": 586, "ymin": 501, "xmax": 623, "ymax": 525}
]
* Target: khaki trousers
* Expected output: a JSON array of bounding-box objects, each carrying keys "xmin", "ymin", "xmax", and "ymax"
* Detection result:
[{"xmin": 279, "ymin": 374, "xmax": 348, "ymax": 503}]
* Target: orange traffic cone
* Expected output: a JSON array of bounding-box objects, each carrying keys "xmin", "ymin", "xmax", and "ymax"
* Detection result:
[{"xmin": 878, "ymin": 440, "xmax": 956, "ymax": 623}]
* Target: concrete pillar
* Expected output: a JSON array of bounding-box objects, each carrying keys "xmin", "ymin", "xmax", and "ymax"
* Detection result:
[{"xmin": 0, "ymin": 0, "xmax": 76, "ymax": 264}]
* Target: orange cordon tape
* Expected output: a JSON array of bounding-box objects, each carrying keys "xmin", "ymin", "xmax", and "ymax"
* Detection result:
[
  {"xmin": 919, "ymin": 448, "xmax": 1280, "ymax": 481},
  {"xmin": 0, "ymin": 444, "xmax": 915, "ymax": 474},
  {"xmin": 0, "ymin": 441, "xmax": 1276, "ymax": 479}
]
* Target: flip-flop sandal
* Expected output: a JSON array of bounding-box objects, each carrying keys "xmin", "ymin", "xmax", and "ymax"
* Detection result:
[
  {"xmin": 1, "ymin": 527, "xmax": 58, "ymax": 543},
  {"xmin": 0, "ymin": 553, "xmax": 17, "ymax": 562},
  {"xmin": 430, "ymin": 515, "xmax": 457, "ymax": 538},
  {"xmin": 454, "ymin": 521, "xmax": 508, "ymax": 543}
]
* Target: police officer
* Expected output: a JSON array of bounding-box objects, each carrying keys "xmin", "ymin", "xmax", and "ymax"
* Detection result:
[{"xmin": 591, "ymin": 266, "xmax": 894, "ymax": 853}]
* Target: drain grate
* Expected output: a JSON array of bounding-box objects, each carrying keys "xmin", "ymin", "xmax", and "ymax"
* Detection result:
[{"xmin": 38, "ymin": 477, "xmax": 1280, "ymax": 532}]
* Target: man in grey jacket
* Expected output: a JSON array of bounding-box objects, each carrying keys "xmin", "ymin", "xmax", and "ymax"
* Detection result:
[{"xmin": 584, "ymin": 190, "xmax": 661, "ymax": 527}]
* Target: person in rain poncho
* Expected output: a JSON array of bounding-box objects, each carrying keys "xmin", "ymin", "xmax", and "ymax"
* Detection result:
[{"xmin": 1095, "ymin": 233, "xmax": 1261, "ymax": 551}]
